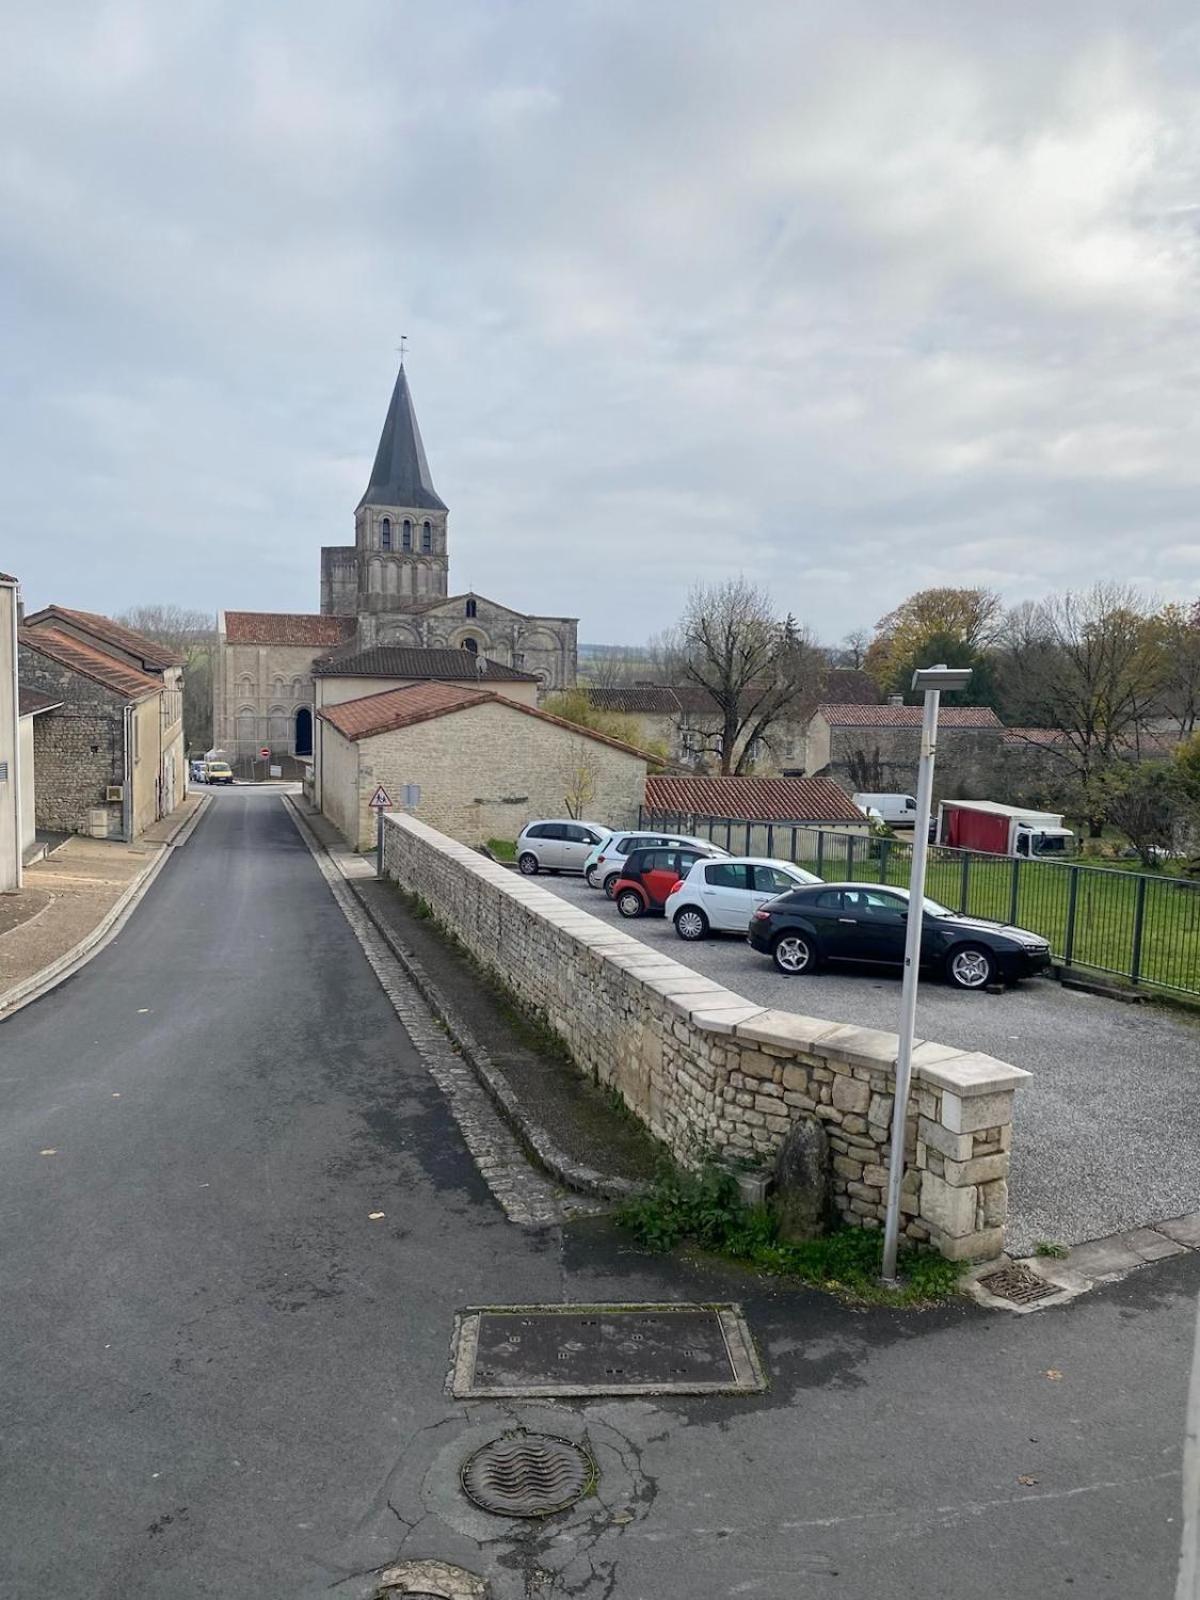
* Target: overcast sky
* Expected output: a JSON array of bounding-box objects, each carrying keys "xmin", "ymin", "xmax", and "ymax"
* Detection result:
[{"xmin": 3, "ymin": 2, "xmax": 1199, "ymax": 645}]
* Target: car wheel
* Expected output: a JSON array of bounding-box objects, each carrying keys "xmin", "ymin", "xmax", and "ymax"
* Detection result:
[
  {"xmin": 946, "ymin": 944, "xmax": 996, "ymax": 990},
  {"xmin": 617, "ymin": 889, "xmax": 645, "ymax": 919},
  {"xmin": 585, "ymin": 865, "xmax": 600, "ymax": 888},
  {"xmin": 772, "ymin": 931, "xmax": 817, "ymax": 976},
  {"xmin": 518, "ymin": 852, "xmax": 539, "ymax": 876},
  {"xmin": 603, "ymin": 874, "xmax": 620, "ymax": 900},
  {"xmin": 674, "ymin": 907, "xmax": 709, "ymax": 941}
]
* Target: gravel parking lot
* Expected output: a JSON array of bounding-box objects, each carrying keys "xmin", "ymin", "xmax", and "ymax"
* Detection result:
[{"xmin": 532, "ymin": 869, "xmax": 1200, "ymax": 1255}]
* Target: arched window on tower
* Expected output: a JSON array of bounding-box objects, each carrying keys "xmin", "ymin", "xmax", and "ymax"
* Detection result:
[
  {"xmin": 422, "ymin": 520, "xmax": 432, "ymax": 552},
  {"xmin": 465, "ymin": 597, "xmax": 477, "ymax": 619},
  {"xmin": 402, "ymin": 519, "xmax": 412, "ymax": 551},
  {"xmin": 380, "ymin": 517, "xmax": 392, "ymax": 550}
]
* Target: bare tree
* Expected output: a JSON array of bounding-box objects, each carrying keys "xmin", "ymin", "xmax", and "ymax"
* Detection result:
[
  {"xmin": 1151, "ymin": 600, "xmax": 1200, "ymax": 737},
  {"xmin": 665, "ymin": 579, "xmax": 823, "ymax": 776},
  {"xmin": 1001, "ymin": 584, "xmax": 1163, "ymax": 834},
  {"xmin": 838, "ymin": 628, "xmax": 871, "ymax": 670},
  {"xmin": 555, "ymin": 737, "xmax": 602, "ymax": 819},
  {"xmin": 117, "ymin": 604, "xmax": 217, "ymax": 750}
]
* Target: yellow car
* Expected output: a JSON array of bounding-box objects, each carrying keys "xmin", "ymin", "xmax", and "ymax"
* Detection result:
[{"xmin": 205, "ymin": 761, "xmax": 234, "ymax": 785}]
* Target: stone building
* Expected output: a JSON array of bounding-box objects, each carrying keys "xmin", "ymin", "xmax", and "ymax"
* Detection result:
[
  {"xmin": 316, "ymin": 679, "xmax": 651, "ymax": 851},
  {"xmin": 18, "ymin": 607, "xmax": 185, "ymax": 839},
  {"xmin": 215, "ymin": 364, "xmax": 577, "ymax": 765},
  {"xmin": 804, "ymin": 702, "xmax": 1007, "ymax": 797}
]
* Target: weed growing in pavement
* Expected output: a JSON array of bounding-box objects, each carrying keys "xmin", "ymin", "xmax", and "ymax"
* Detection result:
[
  {"xmin": 1034, "ymin": 1240, "xmax": 1070, "ymax": 1259},
  {"xmin": 616, "ymin": 1162, "xmax": 963, "ymax": 1307}
]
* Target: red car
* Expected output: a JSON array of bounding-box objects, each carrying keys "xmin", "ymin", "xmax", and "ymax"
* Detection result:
[{"xmin": 612, "ymin": 844, "xmax": 716, "ymax": 918}]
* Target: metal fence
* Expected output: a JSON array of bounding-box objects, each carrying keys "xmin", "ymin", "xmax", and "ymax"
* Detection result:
[{"xmin": 639, "ymin": 808, "xmax": 1200, "ymax": 997}]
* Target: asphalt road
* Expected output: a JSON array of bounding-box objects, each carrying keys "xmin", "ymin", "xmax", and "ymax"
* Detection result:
[
  {"xmin": 2, "ymin": 787, "xmax": 1197, "ymax": 1599},
  {"xmin": 533, "ymin": 871, "xmax": 1200, "ymax": 1254}
]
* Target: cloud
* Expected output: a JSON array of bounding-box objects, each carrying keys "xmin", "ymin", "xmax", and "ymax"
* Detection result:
[{"xmin": 2, "ymin": 0, "xmax": 1199, "ymax": 643}]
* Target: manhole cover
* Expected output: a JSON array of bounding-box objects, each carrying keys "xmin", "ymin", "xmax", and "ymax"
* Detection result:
[
  {"xmin": 451, "ymin": 1302, "xmax": 765, "ymax": 1397},
  {"xmin": 461, "ymin": 1430, "xmax": 595, "ymax": 1518},
  {"xmin": 978, "ymin": 1264, "xmax": 1059, "ymax": 1306}
]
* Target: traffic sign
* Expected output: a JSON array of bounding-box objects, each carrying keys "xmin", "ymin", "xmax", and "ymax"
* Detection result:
[
  {"xmin": 368, "ymin": 785, "xmax": 393, "ymax": 810},
  {"xmin": 259, "ymin": 746, "xmax": 270, "ymax": 760}
]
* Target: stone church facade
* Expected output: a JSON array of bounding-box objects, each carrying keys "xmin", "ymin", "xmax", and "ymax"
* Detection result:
[{"xmin": 213, "ymin": 366, "xmax": 577, "ymax": 762}]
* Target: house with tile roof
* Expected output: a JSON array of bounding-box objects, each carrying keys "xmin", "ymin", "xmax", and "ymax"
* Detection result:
[
  {"xmin": 17, "ymin": 604, "xmax": 187, "ymax": 840},
  {"xmin": 214, "ymin": 363, "xmax": 577, "ymax": 771},
  {"xmin": 315, "ymin": 680, "xmax": 654, "ymax": 851},
  {"xmin": 805, "ymin": 700, "xmax": 1009, "ymax": 797}
]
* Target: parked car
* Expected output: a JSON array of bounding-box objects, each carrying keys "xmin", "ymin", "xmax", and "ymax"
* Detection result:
[
  {"xmin": 205, "ymin": 760, "xmax": 235, "ymax": 785},
  {"xmin": 516, "ymin": 819, "xmax": 610, "ymax": 876},
  {"xmin": 583, "ymin": 830, "xmax": 730, "ymax": 896},
  {"xmin": 611, "ymin": 843, "xmax": 721, "ymax": 918},
  {"xmin": 665, "ymin": 857, "xmax": 822, "ymax": 940},
  {"xmin": 189, "ymin": 760, "xmax": 207, "ymax": 783},
  {"xmin": 747, "ymin": 882, "xmax": 1052, "ymax": 990}
]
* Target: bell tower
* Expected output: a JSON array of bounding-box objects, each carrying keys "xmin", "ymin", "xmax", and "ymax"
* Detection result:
[{"xmin": 354, "ymin": 365, "xmax": 449, "ymax": 612}]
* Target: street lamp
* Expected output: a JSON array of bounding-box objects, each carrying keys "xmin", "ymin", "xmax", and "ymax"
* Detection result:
[{"xmin": 880, "ymin": 663, "xmax": 973, "ymax": 1284}]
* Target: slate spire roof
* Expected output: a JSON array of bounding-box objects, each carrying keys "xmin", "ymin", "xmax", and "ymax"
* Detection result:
[{"xmin": 357, "ymin": 365, "xmax": 448, "ymax": 514}]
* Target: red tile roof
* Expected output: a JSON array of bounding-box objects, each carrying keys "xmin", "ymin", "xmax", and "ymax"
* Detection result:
[
  {"xmin": 818, "ymin": 702, "xmax": 1002, "ymax": 728},
  {"xmin": 223, "ymin": 611, "xmax": 356, "ymax": 647},
  {"xmin": 319, "ymin": 680, "xmax": 655, "ymax": 760},
  {"xmin": 645, "ymin": 774, "xmax": 865, "ymax": 823},
  {"xmin": 19, "ymin": 627, "xmax": 162, "ymax": 700},
  {"xmin": 24, "ymin": 605, "xmax": 183, "ymax": 670}
]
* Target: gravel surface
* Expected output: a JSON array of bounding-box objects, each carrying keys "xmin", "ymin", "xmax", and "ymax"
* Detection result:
[{"xmin": 533, "ymin": 870, "xmax": 1200, "ymax": 1254}]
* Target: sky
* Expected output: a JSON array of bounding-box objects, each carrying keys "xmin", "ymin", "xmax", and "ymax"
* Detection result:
[{"xmin": 2, "ymin": 1, "xmax": 1200, "ymax": 646}]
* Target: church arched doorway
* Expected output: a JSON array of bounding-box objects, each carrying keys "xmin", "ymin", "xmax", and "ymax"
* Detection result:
[
  {"xmin": 295, "ymin": 707, "xmax": 313, "ymax": 757},
  {"xmin": 462, "ymin": 637, "xmax": 478, "ymax": 655}
]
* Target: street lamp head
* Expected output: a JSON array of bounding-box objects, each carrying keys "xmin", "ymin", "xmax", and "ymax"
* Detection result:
[{"xmin": 911, "ymin": 663, "xmax": 973, "ymax": 693}]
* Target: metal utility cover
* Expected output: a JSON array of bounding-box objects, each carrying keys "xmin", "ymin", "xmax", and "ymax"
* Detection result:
[
  {"xmin": 977, "ymin": 1264, "xmax": 1059, "ymax": 1306},
  {"xmin": 450, "ymin": 1302, "xmax": 765, "ymax": 1398}
]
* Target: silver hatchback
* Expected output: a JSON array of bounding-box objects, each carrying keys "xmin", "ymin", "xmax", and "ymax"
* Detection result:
[{"xmin": 516, "ymin": 819, "xmax": 610, "ymax": 876}]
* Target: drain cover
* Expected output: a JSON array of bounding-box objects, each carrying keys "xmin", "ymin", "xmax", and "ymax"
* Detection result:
[
  {"xmin": 978, "ymin": 1264, "xmax": 1059, "ymax": 1305},
  {"xmin": 451, "ymin": 1302, "xmax": 765, "ymax": 1397},
  {"xmin": 461, "ymin": 1430, "xmax": 595, "ymax": 1518}
]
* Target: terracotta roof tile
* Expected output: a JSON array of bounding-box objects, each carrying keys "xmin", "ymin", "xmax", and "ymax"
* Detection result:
[
  {"xmin": 19, "ymin": 627, "xmax": 162, "ymax": 700},
  {"xmin": 645, "ymin": 774, "xmax": 864, "ymax": 823},
  {"xmin": 24, "ymin": 605, "xmax": 184, "ymax": 670},
  {"xmin": 818, "ymin": 702, "xmax": 1002, "ymax": 728},
  {"xmin": 224, "ymin": 611, "xmax": 356, "ymax": 647},
  {"xmin": 319, "ymin": 680, "xmax": 656, "ymax": 761}
]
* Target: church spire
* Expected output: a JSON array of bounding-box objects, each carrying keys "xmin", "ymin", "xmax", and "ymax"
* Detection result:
[{"xmin": 357, "ymin": 365, "xmax": 448, "ymax": 513}]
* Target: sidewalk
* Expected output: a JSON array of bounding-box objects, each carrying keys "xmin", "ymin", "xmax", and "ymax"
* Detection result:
[{"xmin": 0, "ymin": 791, "xmax": 208, "ymax": 1015}]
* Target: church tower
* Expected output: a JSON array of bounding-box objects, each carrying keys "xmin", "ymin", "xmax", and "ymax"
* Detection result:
[{"xmin": 353, "ymin": 365, "xmax": 449, "ymax": 613}]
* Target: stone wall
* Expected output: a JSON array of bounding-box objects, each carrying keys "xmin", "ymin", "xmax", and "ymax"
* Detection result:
[
  {"xmin": 382, "ymin": 813, "xmax": 1030, "ymax": 1262},
  {"xmin": 19, "ymin": 644, "xmax": 127, "ymax": 833},
  {"xmin": 812, "ymin": 722, "xmax": 1009, "ymax": 800}
]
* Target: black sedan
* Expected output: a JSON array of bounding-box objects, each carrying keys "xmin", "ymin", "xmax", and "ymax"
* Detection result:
[{"xmin": 747, "ymin": 883, "xmax": 1052, "ymax": 990}]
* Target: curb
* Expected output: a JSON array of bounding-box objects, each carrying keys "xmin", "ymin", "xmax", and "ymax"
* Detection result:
[
  {"xmin": 348, "ymin": 878, "xmax": 645, "ymax": 1204},
  {"xmin": 281, "ymin": 798, "xmax": 643, "ymax": 1204},
  {"xmin": 0, "ymin": 794, "xmax": 211, "ymax": 1022}
]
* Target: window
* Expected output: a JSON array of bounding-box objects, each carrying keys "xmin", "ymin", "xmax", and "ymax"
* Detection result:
[
  {"xmin": 465, "ymin": 597, "xmax": 477, "ymax": 619},
  {"xmin": 422, "ymin": 520, "xmax": 432, "ymax": 551},
  {"xmin": 754, "ymin": 865, "xmax": 798, "ymax": 893},
  {"xmin": 380, "ymin": 517, "xmax": 392, "ymax": 550},
  {"xmin": 462, "ymin": 637, "xmax": 478, "ymax": 655},
  {"xmin": 845, "ymin": 889, "xmax": 906, "ymax": 917},
  {"xmin": 706, "ymin": 862, "xmax": 753, "ymax": 890},
  {"xmin": 402, "ymin": 519, "xmax": 412, "ymax": 551},
  {"xmin": 813, "ymin": 889, "xmax": 845, "ymax": 909}
]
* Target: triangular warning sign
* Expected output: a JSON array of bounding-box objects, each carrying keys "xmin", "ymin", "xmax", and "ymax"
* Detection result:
[{"xmin": 368, "ymin": 785, "xmax": 393, "ymax": 809}]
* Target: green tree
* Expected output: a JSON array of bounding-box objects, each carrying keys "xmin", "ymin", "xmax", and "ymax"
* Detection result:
[
  {"xmin": 541, "ymin": 688, "xmax": 668, "ymax": 765},
  {"xmin": 864, "ymin": 586, "xmax": 1004, "ymax": 695},
  {"xmin": 1103, "ymin": 762, "xmax": 1185, "ymax": 867}
]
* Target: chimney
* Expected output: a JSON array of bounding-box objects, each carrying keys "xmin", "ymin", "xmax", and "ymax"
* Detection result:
[{"xmin": 888, "ymin": 695, "xmax": 904, "ymax": 707}]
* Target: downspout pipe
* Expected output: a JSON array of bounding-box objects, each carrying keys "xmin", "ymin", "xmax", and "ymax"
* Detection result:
[
  {"xmin": 122, "ymin": 702, "xmax": 133, "ymax": 842},
  {"xmin": 3, "ymin": 575, "xmax": 21, "ymax": 889}
]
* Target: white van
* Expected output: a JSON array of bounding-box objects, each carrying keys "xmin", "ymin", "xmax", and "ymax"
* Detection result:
[{"xmin": 852, "ymin": 793, "xmax": 918, "ymax": 827}]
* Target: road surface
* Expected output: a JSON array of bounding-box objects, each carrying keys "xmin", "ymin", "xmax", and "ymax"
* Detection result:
[{"xmin": 1, "ymin": 789, "xmax": 1195, "ymax": 1598}]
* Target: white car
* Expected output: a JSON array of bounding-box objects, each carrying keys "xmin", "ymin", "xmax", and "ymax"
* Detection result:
[
  {"xmin": 516, "ymin": 819, "xmax": 610, "ymax": 876},
  {"xmin": 665, "ymin": 857, "xmax": 823, "ymax": 941},
  {"xmin": 583, "ymin": 830, "xmax": 730, "ymax": 897}
]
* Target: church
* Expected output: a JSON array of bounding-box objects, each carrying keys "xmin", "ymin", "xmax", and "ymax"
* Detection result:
[{"xmin": 213, "ymin": 365, "xmax": 578, "ymax": 764}]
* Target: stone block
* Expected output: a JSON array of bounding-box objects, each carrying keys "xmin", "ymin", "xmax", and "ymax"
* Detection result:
[
  {"xmin": 841, "ymin": 1114, "xmax": 868, "ymax": 1135},
  {"xmin": 919, "ymin": 1171, "xmax": 978, "ymax": 1239},
  {"xmin": 868, "ymin": 1092, "xmax": 894, "ymax": 1129},
  {"xmin": 916, "ymin": 1116, "xmax": 973, "ymax": 1163},
  {"xmin": 832, "ymin": 1155, "xmax": 863, "ymax": 1180},
  {"xmin": 979, "ymin": 1178, "xmax": 1008, "ymax": 1228},
  {"xmin": 782, "ymin": 1065, "xmax": 809, "ymax": 1092},
  {"xmin": 831, "ymin": 1076, "xmax": 870, "ymax": 1115},
  {"xmin": 945, "ymin": 1152, "xmax": 1009, "ymax": 1187},
  {"xmin": 918, "ymin": 1051, "xmax": 1032, "ymax": 1098},
  {"xmin": 772, "ymin": 1119, "xmax": 831, "ymax": 1242},
  {"xmin": 940, "ymin": 1089, "xmax": 1016, "ymax": 1136},
  {"xmin": 935, "ymin": 1226, "xmax": 1005, "ymax": 1263},
  {"xmin": 862, "ymin": 1164, "xmax": 889, "ymax": 1188},
  {"xmin": 847, "ymin": 1181, "xmax": 880, "ymax": 1203}
]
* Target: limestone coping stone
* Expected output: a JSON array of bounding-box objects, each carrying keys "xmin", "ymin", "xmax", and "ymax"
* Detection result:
[
  {"xmin": 914, "ymin": 1049, "xmax": 1032, "ymax": 1097},
  {"xmin": 668, "ymin": 998, "xmax": 765, "ymax": 1027},
  {"xmin": 734, "ymin": 1010, "xmax": 843, "ymax": 1052}
]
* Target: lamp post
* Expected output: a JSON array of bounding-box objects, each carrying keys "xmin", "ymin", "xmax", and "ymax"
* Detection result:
[{"xmin": 880, "ymin": 663, "xmax": 973, "ymax": 1284}]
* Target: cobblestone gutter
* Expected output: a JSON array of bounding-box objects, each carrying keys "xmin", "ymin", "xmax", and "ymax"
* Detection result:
[{"xmin": 382, "ymin": 814, "xmax": 1032, "ymax": 1263}]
